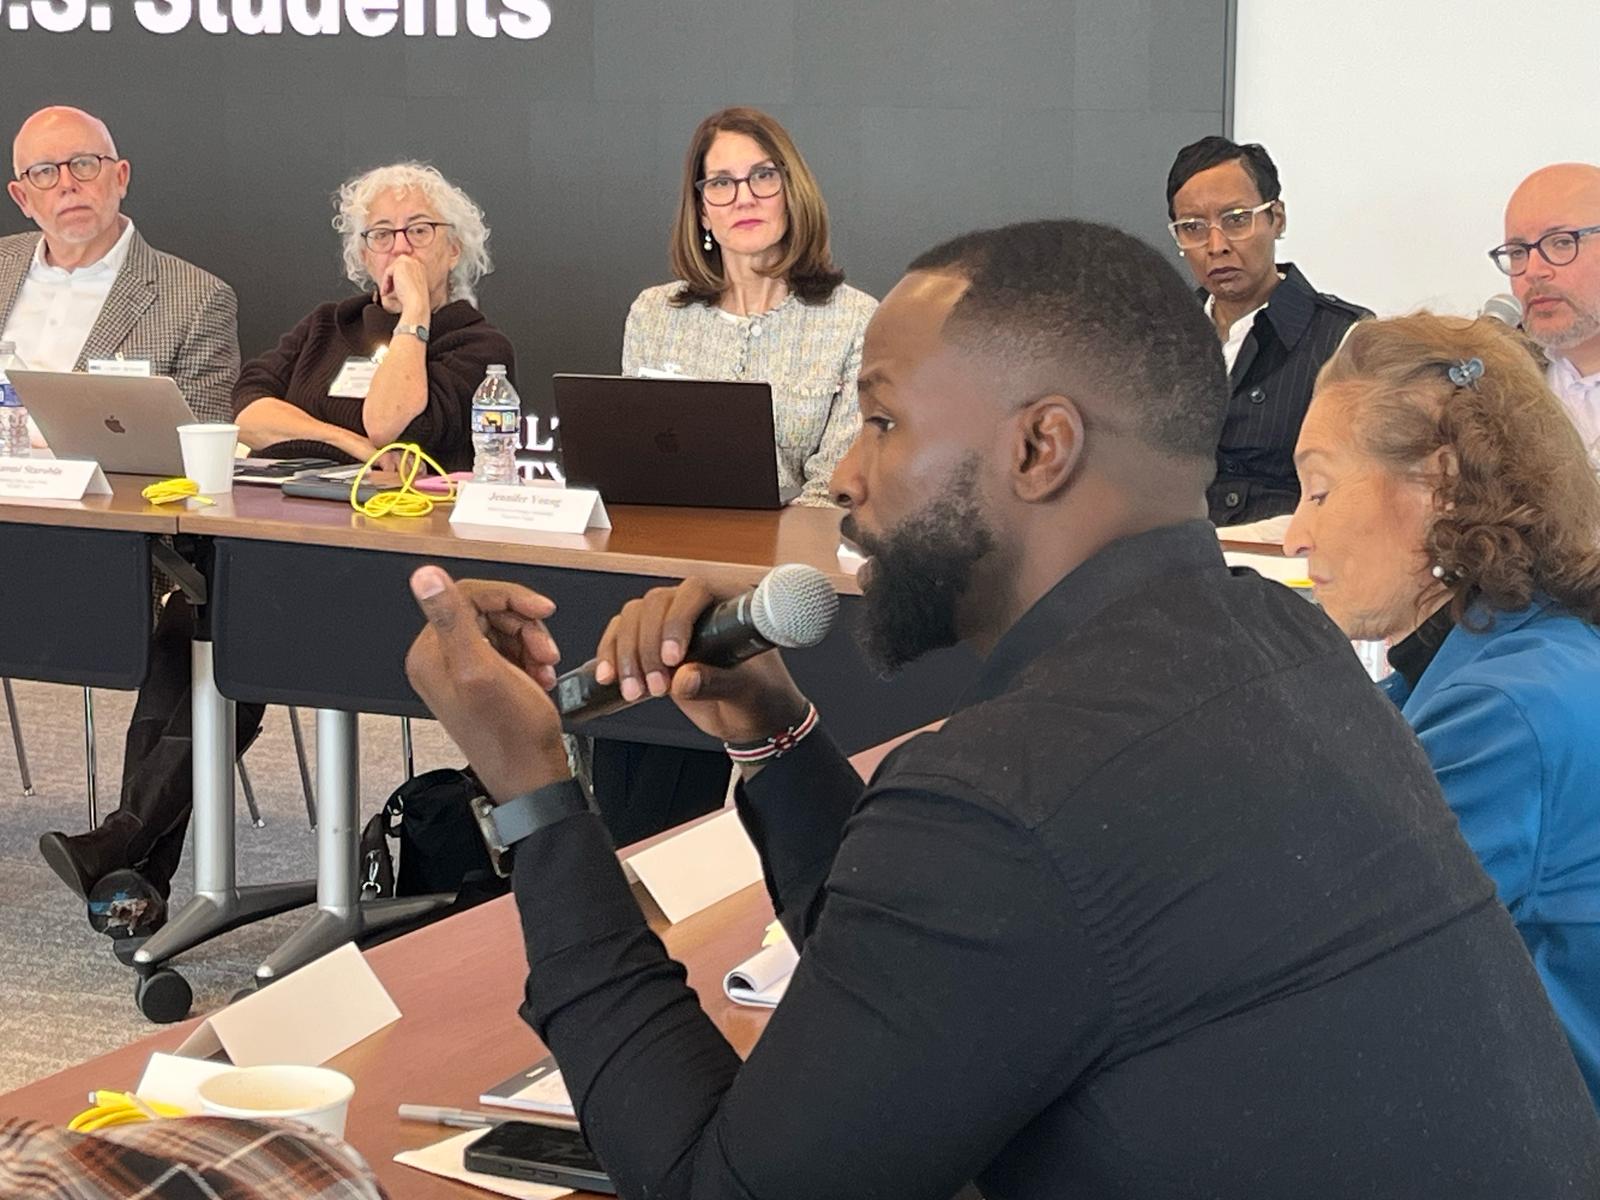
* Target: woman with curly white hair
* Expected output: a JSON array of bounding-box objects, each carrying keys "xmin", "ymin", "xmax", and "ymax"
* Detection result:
[
  {"xmin": 34, "ymin": 166, "xmax": 516, "ymax": 939},
  {"xmin": 234, "ymin": 161, "xmax": 513, "ymax": 473}
]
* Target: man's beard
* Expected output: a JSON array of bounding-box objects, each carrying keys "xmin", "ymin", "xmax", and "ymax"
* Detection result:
[
  {"xmin": 1524, "ymin": 287, "xmax": 1600, "ymax": 351},
  {"xmin": 842, "ymin": 456, "xmax": 996, "ymax": 674}
]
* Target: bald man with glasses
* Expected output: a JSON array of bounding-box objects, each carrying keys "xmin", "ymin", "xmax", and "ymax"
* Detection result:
[
  {"xmin": 2, "ymin": 105, "xmax": 239, "ymax": 429},
  {"xmin": 1496, "ymin": 163, "xmax": 1600, "ymax": 469}
]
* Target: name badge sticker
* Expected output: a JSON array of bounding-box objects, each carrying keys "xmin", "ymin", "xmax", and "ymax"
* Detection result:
[
  {"xmin": 328, "ymin": 357, "xmax": 379, "ymax": 399},
  {"xmin": 87, "ymin": 358, "xmax": 153, "ymax": 378}
]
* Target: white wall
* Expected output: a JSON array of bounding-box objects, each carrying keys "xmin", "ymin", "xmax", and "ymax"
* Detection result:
[{"xmin": 1234, "ymin": 1, "xmax": 1600, "ymax": 317}]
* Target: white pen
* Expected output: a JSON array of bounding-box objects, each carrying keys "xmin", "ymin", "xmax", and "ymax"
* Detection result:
[{"xmin": 398, "ymin": 1103, "xmax": 579, "ymax": 1131}]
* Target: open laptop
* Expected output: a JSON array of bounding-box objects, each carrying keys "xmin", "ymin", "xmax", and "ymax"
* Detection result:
[
  {"xmin": 8, "ymin": 370, "xmax": 196, "ymax": 476},
  {"xmin": 553, "ymin": 374, "xmax": 799, "ymax": 509}
]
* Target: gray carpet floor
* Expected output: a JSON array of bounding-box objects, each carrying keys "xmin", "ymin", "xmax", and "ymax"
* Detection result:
[{"xmin": 0, "ymin": 679, "xmax": 463, "ymax": 1092}]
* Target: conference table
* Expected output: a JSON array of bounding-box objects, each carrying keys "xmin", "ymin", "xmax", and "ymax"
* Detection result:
[
  {"xmin": 0, "ymin": 481, "xmax": 167, "ymax": 689},
  {"xmin": 0, "ymin": 473, "xmax": 976, "ymax": 1015},
  {"xmin": 0, "ymin": 481, "xmax": 176, "ymax": 832},
  {"xmin": 0, "ymin": 876, "xmax": 777, "ymax": 1199}
]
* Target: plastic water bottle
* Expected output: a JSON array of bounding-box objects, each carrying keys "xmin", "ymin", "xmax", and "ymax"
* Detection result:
[
  {"xmin": 0, "ymin": 341, "xmax": 29, "ymax": 459},
  {"xmin": 470, "ymin": 364, "xmax": 520, "ymax": 484}
]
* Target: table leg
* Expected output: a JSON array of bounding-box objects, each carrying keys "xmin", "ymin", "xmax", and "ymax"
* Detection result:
[
  {"xmin": 134, "ymin": 639, "xmax": 314, "ymax": 969},
  {"xmin": 254, "ymin": 708, "xmax": 453, "ymax": 983}
]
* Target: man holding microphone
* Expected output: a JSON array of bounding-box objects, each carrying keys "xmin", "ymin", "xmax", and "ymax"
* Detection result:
[{"xmin": 406, "ymin": 221, "xmax": 1599, "ymax": 1198}]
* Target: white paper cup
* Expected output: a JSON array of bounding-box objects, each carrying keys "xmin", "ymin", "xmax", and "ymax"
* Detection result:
[
  {"xmin": 177, "ymin": 422, "xmax": 239, "ymax": 494},
  {"xmin": 197, "ymin": 1064, "xmax": 355, "ymax": 1138}
]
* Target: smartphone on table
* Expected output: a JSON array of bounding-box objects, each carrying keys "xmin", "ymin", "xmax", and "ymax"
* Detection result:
[{"xmin": 463, "ymin": 1120, "xmax": 617, "ymax": 1194}]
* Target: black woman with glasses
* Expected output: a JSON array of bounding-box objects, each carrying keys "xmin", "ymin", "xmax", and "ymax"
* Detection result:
[
  {"xmin": 1498, "ymin": 163, "xmax": 1600, "ymax": 470},
  {"xmin": 234, "ymin": 160, "xmax": 513, "ymax": 472},
  {"xmin": 600, "ymin": 109, "xmax": 875, "ymax": 845},
  {"xmin": 2, "ymin": 105, "xmax": 239, "ymax": 433},
  {"xmin": 1165, "ymin": 136, "xmax": 1369, "ymax": 526}
]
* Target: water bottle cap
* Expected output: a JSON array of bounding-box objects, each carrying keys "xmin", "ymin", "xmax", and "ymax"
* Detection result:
[{"xmin": 486, "ymin": 364, "xmax": 507, "ymax": 375}]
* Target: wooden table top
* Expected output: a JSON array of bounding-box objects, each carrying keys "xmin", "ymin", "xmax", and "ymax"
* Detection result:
[
  {"xmin": 0, "ymin": 472, "xmax": 178, "ymax": 534},
  {"xmin": 177, "ymin": 485, "xmax": 863, "ymax": 595},
  {"xmin": 0, "ymin": 883, "xmax": 776, "ymax": 1198}
]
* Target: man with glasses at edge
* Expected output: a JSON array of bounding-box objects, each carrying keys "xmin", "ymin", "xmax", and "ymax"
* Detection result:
[
  {"xmin": 1165, "ymin": 136, "xmax": 1369, "ymax": 526},
  {"xmin": 2, "ymin": 106, "xmax": 239, "ymax": 435},
  {"xmin": 1495, "ymin": 163, "xmax": 1600, "ymax": 469}
]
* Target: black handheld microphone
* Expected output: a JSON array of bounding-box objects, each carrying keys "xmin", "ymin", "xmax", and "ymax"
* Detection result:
[{"xmin": 553, "ymin": 563, "xmax": 840, "ymax": 722}]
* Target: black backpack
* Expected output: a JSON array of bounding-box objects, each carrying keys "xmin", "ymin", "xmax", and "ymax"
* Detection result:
[{"xmin": 358, "ymin": 767, "xmax": 509, "ymax": 905}]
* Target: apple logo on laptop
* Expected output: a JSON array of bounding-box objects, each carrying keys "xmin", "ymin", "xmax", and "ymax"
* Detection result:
[
  {"xmin": 654, "ymin": 429, "xmax": 680, "ymax": 454},
  {"xmin": 104, "ymin": 416, "xmax": 126, "ymax": 434}
]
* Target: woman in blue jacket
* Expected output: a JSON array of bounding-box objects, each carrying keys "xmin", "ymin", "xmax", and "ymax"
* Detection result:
[{"xmin": 1284, "ymin": 312, "xmax": 1600, "ymax": 1105}]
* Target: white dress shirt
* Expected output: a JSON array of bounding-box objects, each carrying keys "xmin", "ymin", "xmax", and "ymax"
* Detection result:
[
  {"xmin": 1205, "ymin": 294, "xmax": 1268, "ymax": 372},
  {"xmin": 0, "ymin": 219, "xmax": 136, "ymax": 373},
  {"xmin": 1546, "ymin": 356, "xmax": 1600, "ymax": 471}
]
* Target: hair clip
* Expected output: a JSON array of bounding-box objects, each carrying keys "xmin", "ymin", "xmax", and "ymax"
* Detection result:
[{"xmin": 1447, "ymin": 357, "xmax": 1484, "ymax": 388}]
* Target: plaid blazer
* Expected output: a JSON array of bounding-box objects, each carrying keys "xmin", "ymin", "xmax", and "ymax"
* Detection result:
[
  {"xmin": 0, "ymin": 1117, "xmax": 390, "ymax": 1199},
  {"xmin": 0, "ymin": 229, "xmax": 240, "ymax": 422}
]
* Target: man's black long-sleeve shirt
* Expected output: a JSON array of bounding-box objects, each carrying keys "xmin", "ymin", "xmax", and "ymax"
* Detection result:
[{"xmin": 511, "ymin": 521, "xmax": 1600, "ymax": 1199}]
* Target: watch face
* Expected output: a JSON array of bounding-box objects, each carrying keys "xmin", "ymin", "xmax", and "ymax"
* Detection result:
[{"xmin": 470, "ymin": 795, "xmax": 512, "ymax": 878}]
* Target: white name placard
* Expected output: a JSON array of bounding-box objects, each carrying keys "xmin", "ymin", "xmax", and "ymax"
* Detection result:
[
  {"xmin": 0, "ymin": 456, "xmax": 110, "ymax": 500},
  {"xmin": 450, "ymin": 480, "xmax": 610, "ymax": 535}
]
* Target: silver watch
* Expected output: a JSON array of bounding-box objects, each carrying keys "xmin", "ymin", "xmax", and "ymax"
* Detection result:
[
  {"xmin": 471, "ymin": 780, "xmax": 589, "ymax": 877},
  {"xmin": 393, "ymin": 323, "xmax": 429, "ymax": 344}
]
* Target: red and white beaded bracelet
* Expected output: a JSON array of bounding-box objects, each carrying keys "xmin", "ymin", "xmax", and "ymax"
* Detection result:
[{"xmin": 723, "ymin": 702, "xmax": 819, "ymax": 764}]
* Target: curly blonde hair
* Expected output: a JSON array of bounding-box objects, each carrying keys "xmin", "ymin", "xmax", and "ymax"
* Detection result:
[
  {"xmin": 1318, "ymin": 313, "xmax": 1600, "ymax": 625},
  {"xmin": 331, "ymin": 161, "xmax": 491, "ymax": 303}
]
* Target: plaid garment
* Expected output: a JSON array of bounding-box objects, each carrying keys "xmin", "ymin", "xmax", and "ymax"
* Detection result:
[
  {"xmin": 0, "ymin": 1117, "xmax": 389, "ymax": 1199},
  {"xmin": 0, "ymin": 230, "xmax": 241, "ymax": 423}
]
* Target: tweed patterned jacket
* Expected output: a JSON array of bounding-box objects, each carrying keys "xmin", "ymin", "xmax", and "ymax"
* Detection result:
[
  {"xmin": 0, "ymin": 229, "xmax": 240, "ymax": 422},
  {"xmin": 623, "ymin": 282, "xmax": 876, "ymax": 506}
]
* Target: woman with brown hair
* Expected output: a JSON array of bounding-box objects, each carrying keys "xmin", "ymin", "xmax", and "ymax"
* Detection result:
[
  {"xmin": 621, "ymin": 106, "xmax": 876, "ymax": 507},
  {"xmin": 1284, "ymin": 312, "xmax": 1600, "ymax": 1105},
  {"xmin": 594, "ymin": 109, "xmax": 875, "ymax": 844}
]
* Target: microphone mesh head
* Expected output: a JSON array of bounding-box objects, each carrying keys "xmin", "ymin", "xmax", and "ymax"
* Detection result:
[
  {"xmin": 750, "ymin": 563, "xmax": 840, "ymax": 649},
  {"xmin": 1482, "ymin": 293, "xmax": 1522, "ymax": 326}
]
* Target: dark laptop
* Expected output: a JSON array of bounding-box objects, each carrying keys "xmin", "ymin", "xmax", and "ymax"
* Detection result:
[{"xmin": 552, "ymin": 374, "xmax": 799, "ymax": 509}]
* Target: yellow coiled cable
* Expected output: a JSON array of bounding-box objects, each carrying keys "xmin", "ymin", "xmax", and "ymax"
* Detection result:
[
  {"xmin": 349, "ymin": 442, "xmax": 457, "ymax": 518},
  {"xmin": 140, "ymin": 478, "xmax": 214, "ymax": 507},
  {"xmin": 68, "ymin": 1089, "xmax": 186, "ymax": 1133}
]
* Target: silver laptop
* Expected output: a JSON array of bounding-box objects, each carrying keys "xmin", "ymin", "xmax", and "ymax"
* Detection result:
[{"xmin": 8, "ymin": 370, "xmax": 197, "ymax": 475}]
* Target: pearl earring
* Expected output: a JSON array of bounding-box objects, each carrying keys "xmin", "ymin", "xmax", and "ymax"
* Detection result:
[{"xmin": 703, "ymin": 229, "xmax": 713, "ymax": 253}]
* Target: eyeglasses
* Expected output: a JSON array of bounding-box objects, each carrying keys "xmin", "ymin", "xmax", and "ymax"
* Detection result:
[
  {"xmin": 358, "ymin": 221, "xmax": 452, "ymax": 252},
  {"xmin": 1167, "ymin": 200, "xmax": 1278, "ymax": 250},
  {"xmin": 695, "ymin": 165, "xmax": 784, "ymax": 207},
  {"xmin": 17, "ymin": 154, "xmax": 116, "ymax": 190},
  {"xmin": 1488, "ymin": 225, "xmax": 1600, "ymax": 276}
]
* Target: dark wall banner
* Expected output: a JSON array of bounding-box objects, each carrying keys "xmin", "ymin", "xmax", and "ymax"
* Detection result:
[{"xmin": 0, "ymin": 0, "xmax": 1229, "ymax": 466}]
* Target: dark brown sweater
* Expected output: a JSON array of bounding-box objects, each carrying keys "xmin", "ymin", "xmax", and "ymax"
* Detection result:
[{"xmin": 232, "ymin": 294, "xmax": 516, "ymax": 472}]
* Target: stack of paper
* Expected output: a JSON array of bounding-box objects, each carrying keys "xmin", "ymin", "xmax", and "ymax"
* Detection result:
[
  {"xmin": 1215, "ymin": 514, "xmax": 1293, "ymax": 545},
  {"xmin": 395, "ymin": 1128, "xmax": 572, "ymax": 1198},
  {"xmin": 480, "ymin": 1058, "xmax": 574, "ymax": 1117},
  {"xmin": 723, "ymin": 936, "xmax": 799, "ymax": 1008}
]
